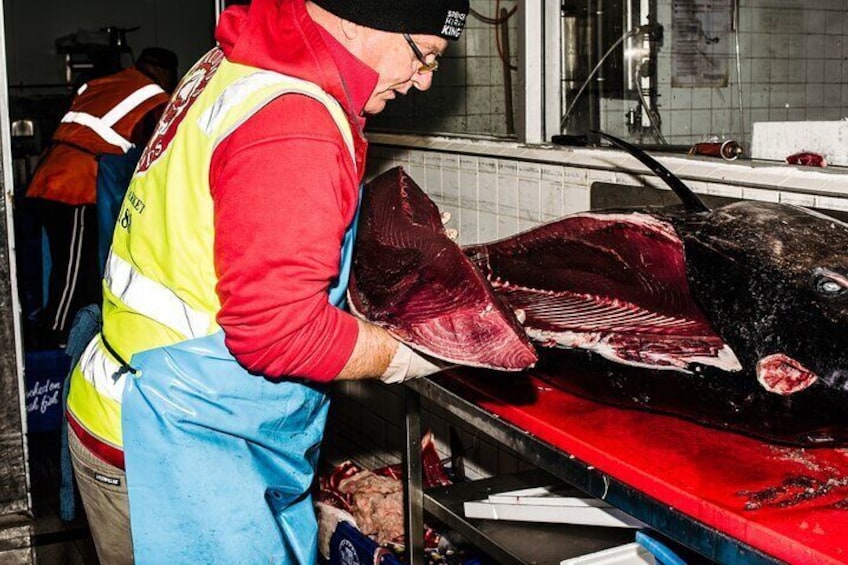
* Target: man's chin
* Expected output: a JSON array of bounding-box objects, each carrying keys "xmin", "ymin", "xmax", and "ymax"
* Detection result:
[{"xmin": 362, "ymin": 99, "xmax": 388, "ymax": 116}]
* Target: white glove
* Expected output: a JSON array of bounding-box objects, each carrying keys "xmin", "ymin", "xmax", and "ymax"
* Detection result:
[{"xmin": 380, "ymin": 342, "xmax": 452, "ymax": 384}]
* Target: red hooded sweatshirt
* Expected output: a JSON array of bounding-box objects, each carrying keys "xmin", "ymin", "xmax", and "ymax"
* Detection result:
[{"xmin": 210, "ymin": 0, "xmax": 378, "ymax": 381}]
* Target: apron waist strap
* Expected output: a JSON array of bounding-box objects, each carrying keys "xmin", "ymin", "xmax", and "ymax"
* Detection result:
[{"xmin": 100, "ymin": 332, "xmax": 137, "ymax": 375}]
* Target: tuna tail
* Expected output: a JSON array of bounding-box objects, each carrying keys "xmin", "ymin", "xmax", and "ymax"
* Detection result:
[{"xmin": 595, "ymin": 131, "xmax": 710, "ymax": 213}]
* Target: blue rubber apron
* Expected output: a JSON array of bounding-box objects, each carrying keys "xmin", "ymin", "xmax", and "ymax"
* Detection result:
[{"xmin": 122, "ymin": 188, "xmax": 361, "ymax": 564}]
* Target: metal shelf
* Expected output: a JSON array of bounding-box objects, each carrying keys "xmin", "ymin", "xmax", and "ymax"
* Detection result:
[{"xmin": 423, "ymin": 470, "xmax": 637, "ymax": 565}]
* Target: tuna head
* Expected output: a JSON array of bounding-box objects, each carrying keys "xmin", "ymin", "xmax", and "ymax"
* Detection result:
[
  {"xmin": 678, "ymin": 201, "xmax": 848, "ymax": 397},
  {"xmin": 595, "ymin": 131, "xmax": 848, "ymax": 401}
]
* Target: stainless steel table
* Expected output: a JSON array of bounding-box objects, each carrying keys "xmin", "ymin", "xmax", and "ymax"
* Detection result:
[{"xmin": 401, "ymin": 374, "xmax": 781, "ymax": 565}]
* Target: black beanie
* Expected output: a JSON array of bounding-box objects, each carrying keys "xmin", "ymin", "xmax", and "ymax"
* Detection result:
[{"xmin": 311, "ymin": 0, "xmax": 470, "ymax": 40}]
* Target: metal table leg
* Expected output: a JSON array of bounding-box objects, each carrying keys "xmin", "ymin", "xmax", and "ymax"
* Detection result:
[{"xmin": 403, "ymin": 384, "xmax": 424, "ymax": 565}]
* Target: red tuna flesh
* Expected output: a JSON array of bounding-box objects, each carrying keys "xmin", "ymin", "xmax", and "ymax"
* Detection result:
[
  {"xmin": 464, "ymin": 211, "xmax": 740, "ymax": 373},
  {"xmin": 348, "ymin": 167, "xmax": 537, "ymax": 371}
]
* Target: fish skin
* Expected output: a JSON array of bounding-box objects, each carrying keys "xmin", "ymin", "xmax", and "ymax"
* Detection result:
[
  {"xmin": 347, "ymin": 167, "xmax": 537, "ymax": 371},
  {"xmin": 672, "ymin": 201, "xmax": 848, "ymax": 391}
]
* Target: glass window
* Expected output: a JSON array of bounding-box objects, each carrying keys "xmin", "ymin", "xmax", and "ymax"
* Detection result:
[{"xmin": 370, "ymin": 0, "xmax": 848, "ymax": 161}]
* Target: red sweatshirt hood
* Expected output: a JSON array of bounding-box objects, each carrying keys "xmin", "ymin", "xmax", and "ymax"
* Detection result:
[{"xmin": 215, "ymin": 0, "xmax": 377, "ymax": 121}]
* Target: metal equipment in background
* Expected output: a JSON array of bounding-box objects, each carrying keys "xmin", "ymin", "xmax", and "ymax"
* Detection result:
[
  {"xmin": 55, "ymin": 25, "xmax": 139, "ymax": 88},
  {"xmin": 624, "ymin": 7, "xmax": 664, "ymax": 143},
  {"xmin": 558, "ymin": 0, "xmax": 663, "ymax": 145}
]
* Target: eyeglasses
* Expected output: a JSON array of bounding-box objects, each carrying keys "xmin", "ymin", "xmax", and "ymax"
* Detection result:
[{"xmin": 403, "ymin": 33, "xmax": 439, "ymax": 73}]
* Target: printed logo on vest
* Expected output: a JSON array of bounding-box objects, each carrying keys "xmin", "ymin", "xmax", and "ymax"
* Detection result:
[
  {"xmin": 94, "ymin": 473, "xmax": 121, "ymax": 487},
  {"xmin": 136, "ymin": 48, "xmax": 224, "ymax": 173},
  {"xmin": 441, "ymin": 10, "xmax": 466, "ymax": 38}
]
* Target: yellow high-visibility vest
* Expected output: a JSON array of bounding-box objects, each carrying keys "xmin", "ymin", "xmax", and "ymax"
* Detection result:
[{"xmin": 67, "ymin": 49, "xmax": 355, "ymax": 451}]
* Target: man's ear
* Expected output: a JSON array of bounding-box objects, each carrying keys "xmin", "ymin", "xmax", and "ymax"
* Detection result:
[{"xmin": 340, "ymin": 18, "xmax": 359, "ymax": 41}]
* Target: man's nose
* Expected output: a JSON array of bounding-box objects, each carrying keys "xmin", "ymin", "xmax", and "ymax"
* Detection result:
[{"xmin": 412, "ymin": 72, "xmax": 435, "ymax": 92}]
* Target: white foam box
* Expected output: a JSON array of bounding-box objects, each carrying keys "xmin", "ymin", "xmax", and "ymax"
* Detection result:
[
  {"xmin": 751, "ymin": 120, "xmax": 848, "ymax": 165},
  {"xmin": 462, "ymin": 484, "xmax": 646, "ymax": 529}
]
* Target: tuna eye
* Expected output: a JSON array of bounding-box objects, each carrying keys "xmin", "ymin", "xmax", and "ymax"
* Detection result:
[{"xmin": 814, "ymin": 275, "xmax": 847, "ymax": 296}]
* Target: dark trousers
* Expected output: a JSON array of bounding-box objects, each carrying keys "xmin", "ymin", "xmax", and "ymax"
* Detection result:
[{"xmin": 32, "ymin": 198, "xmax": 100, "ymax": 345}]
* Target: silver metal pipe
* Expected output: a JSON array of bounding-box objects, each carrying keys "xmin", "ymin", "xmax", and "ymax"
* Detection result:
[
  {"xmin": 733, "ymin": 0, "xmax": 746, "ymax": 145},
  {"xmin": 595, "ymin": 0, "xmax": 604, "ymax": 104},
  {"xmin": 562, "ymin": 14, "xmax": 579, "ymax": 90}
]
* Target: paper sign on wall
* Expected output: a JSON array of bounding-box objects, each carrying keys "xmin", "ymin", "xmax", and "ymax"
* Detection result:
[{"xmin": 672, "ymin": 0, "xmax": 733, "ymax": 87}]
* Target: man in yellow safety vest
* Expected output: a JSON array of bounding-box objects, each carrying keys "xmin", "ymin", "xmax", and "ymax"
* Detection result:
[{"xmin": 64, "ymin": 1, "xmax": 468, "ymax": 562}]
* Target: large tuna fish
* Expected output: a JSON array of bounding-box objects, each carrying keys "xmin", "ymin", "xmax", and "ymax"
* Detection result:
[
  {"xmin": 466, "ymin": 133, "xmax": 848, "ymax": 446},
  {"xmin": 347, "ymin": 167, "xmax": 537, "ymax": 371}
]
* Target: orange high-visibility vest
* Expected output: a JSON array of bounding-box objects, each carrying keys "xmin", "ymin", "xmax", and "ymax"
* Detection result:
[{"xmin": 27, "ymin": 67, "xmax": 170, "ymax": 205}]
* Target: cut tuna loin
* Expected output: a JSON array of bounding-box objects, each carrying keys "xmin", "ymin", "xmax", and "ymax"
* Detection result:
[{"xmin": 348, "ymin": 167, "xmax": 537, "ymax": 371}]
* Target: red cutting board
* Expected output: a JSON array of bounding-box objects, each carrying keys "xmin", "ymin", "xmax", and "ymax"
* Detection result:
[{"xmin": 438, "ymin": 369, "xmax": 848, "ymax": 565}]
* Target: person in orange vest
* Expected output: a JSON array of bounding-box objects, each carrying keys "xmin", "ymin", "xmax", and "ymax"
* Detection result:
[{"xmin": 26, "ymin": 47, "xmax": 178, "ymax": 348}]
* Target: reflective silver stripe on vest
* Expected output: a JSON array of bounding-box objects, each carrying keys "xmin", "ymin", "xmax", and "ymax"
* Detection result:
[
  {"xmin": 79, "ymin": 336, "xmax": 125, "ymax": 403},
  {"xmin": 196, "ymin": 71, "xmax": 356, "ymax": 166},
  {"xmin": 104, "ymin": 251, "xmax": 212, "ymax": 339},
  {"xmin": 61, "ymin": 83, "xmax": 165, "ymax": 154},
  {"xmin": 62, "ymin": 112, "xmax": 134, "ymax": 152},
  {"xmin": 102, "ymin": 84, "xmax": 165, "ymax": 125}
]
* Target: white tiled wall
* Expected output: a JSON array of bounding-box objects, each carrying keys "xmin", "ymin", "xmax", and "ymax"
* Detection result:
[
  {"xmin": 362, "ymin": 138, "xmax": 848, "ymax": 246},
  {"xmin": 326, "ymin": 136, "xmax": 848, "ymax": 479}
]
